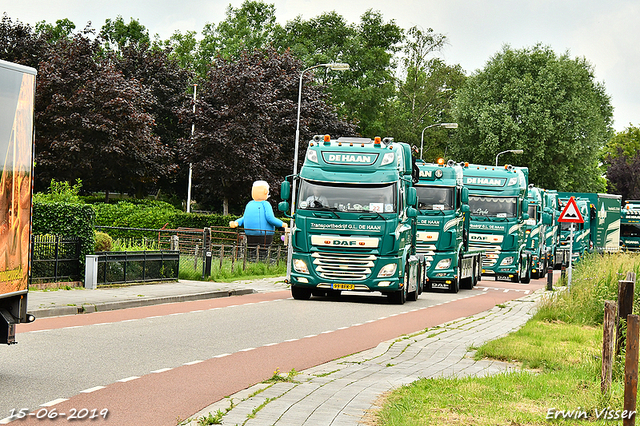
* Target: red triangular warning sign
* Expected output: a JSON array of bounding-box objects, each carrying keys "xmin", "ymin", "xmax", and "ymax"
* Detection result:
[{"xmin": 558, "ymin": 196, "xmax": 584, "ymax": 223}]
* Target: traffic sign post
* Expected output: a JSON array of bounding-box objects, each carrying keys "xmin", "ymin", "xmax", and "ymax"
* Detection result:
[{"xmin": 558, "ymin": 197, "xmax": 585, "ymax": 291}]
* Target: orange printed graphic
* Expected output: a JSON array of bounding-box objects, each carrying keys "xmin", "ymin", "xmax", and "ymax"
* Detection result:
[{"xmin": 0, "ymin": 73, "xmax": 34, "ymax": 294}]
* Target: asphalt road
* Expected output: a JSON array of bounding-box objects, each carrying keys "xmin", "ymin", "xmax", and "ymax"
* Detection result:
[{"xmin": 1, "ymin": 279, "xmax": 542, "ymax": 425}]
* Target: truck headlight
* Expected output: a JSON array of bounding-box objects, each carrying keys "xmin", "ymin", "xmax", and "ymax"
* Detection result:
[
  {"xmin": 378, "ymin": 263, "xmax": 397, "ymax": 277},
  {"xmin": 306, "ymin": 150, "xmax": 318, "ymax": 163},
  {"xmin": 500, "ymin": 256, "xmax": 513, "ymax": 266},
  {"xmin": 435, "ymin": 258, "xmax": 451, "ymax": 270},
  {"xmin": 381, "ymin": 152, "xmax": 395, "ymax": 165},
  {"xmin": 293, "ymin": 259, "xmax": 309, "ymax": 274}
]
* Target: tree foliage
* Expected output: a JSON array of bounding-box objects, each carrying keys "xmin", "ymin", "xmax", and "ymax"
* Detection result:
[
  {"xmin": 602, "ymin": 125, "xmax": 640, "ymax": 200},
  {"xmin": 274, "ymin": 9, "xmax": 403, "ymax": 137},
  {"xmin": 0, "ymin": 14, "xmax": 48, "ymax": 67},
  {"xmin": 450, "ymin": 44, "xmax": 613, "ymax": 192},
  {"xmin": 180, "ymin": 48, "xmax": 355, "ymax": 213},
  {"xmin": 34, "ymin": 30, "xmax": 173, "ymax": 197}
]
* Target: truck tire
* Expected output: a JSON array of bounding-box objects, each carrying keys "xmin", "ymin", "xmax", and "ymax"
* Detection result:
[
  {"xmin": 389, "ymin": 270, "xmax": 408, "ymax": 304},
  {"xmin": 291, "ymin": 286, "xmax": 312, "ymax": 300}
]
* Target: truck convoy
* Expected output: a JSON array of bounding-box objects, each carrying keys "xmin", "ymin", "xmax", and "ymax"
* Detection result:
[
  {"xmin": 462, "ymin": 164, "xmax": 532, "ymax": 283},
  {"xmin": 556, "ymin": 192, "xmax": 621, "ymax": 264},
  {"xmin": 414, "ymin": 159, "xmax": 483, "ymax": 292},
  {"xmin": 0, "ymin": 59, "xmax": 37, "ymax": 344},
  {"xmin": 279, "ymin": 135, "xmax": 420, "ymax": 304}
]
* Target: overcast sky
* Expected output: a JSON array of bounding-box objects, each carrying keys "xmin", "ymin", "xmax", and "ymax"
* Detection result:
[{"xmin": 4, "ymin": 0, "xmax": 639, "ymax": 131}]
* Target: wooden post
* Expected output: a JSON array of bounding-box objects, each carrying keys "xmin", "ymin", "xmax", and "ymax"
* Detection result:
[
  {"xmin": 255, "ymin": 245, "xmax": 260, "ymax": 262},
  {"xmin": 624, "ymin": 314, "xmax": 639, "ymax": 426},
  {"xmin": 219, "ymin": 244, "xmax": 224, "ymax": 270},
  {"xmin": 618, "ymin": 275, "xmax": 637, "ymax": 355},
  {"xmin": 231, "ymin": 245, "xmax": 236, "ymax": 273},
  {"xmin": 602, "ymin": 300, "xmax": 618, "ymax": 394},
  {"xmin": 277, "ymin": 245, "xmax": 282, "ymax": 263}
]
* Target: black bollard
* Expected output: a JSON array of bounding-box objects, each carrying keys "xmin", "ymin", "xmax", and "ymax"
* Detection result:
[{"xmin": 546, "ymin": 266, "xmax": 553, "ymax": 291}]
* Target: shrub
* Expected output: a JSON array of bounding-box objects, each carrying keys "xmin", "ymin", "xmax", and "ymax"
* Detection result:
[
  {"xmin": 94, "ymin": 231, "xmax": 113, "ymax": 252},
  {"xmin": 33, "ymin": 201, "xmax": 96, "ymax": 274}
]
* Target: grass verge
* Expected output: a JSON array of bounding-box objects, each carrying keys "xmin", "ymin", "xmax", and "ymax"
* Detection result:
[{"xmin": 374, "ymin": 252, "xmax": 640, "ymax": 425}]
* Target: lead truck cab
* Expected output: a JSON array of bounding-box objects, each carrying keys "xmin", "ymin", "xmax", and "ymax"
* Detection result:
[{"xmin": 279, "ymin": 135, "xmax": 420, "ymax": 304}]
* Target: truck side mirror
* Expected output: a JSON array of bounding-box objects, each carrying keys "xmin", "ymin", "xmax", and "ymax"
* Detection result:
[
  {"xmin": 542, "ymin": 212, "xmax": 552, "ymax": 225},
  {"xmin": 461, "ymin": 187, "xmax": 469, "ymax": 205},
  {"xmin": 522, "ymin": 213, "xmax": 529, "ymax": 221},
  {"xmin": 280, "ymin": 181, "xmax": 291, "ymax": 200},
  {"xmin": 407, "ymin": 207, "xmax": 418, "ymax": 218},
  {"xmin": 407, "ymin": 187, "xmax": 417, "ymax": 207},
  {"xmin": 461, "ymin": 204, "xmax": 470, "ymax": 213},
  {"xmin": 278, "ymin": 201, "xmax": 290, "ymax": 213}
]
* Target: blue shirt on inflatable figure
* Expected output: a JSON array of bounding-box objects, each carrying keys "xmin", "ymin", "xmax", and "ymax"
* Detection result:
[{"xmin": 229, "ymin": 181, "xmax": 287, "ymax": 246}]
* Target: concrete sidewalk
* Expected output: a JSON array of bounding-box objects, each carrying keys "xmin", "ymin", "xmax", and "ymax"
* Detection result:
[
  {"xmin": 183, "ymin": 288, "xmax": 545, "ymax": 426},
  {"xmin": 27, "ymin": 277, "xmax": 290, "ymax": 318}
]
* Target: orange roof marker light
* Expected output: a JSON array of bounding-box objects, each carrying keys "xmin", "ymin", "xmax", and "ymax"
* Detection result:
[{"xmin": 437, "ymin": 158, "xmax": 445, "ymax": 165}]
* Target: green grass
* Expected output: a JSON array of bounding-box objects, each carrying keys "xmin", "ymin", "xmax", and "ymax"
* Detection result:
[
  {"xmin": 374, "ymin": 252, "xmax": 640, "ymax": 426},
  {"xmin": 178, "ymin": 257, "xmax": 286, "ymax": 282}
]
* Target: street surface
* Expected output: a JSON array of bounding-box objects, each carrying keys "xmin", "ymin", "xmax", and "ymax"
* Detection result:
[{"xmin": 1, "ymin": 278, "xmax": 543, "ymax": 425}]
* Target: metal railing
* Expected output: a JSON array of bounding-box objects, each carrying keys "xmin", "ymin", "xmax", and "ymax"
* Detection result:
[
  {"xmin": 96, "ymin": 226, "xmax": 285, "ymax": 278},
  {"xmin": 30, "ymin": 235, "xmax": 82, "ymax": 284},
  {"xmin": 93, "ymin": 250, "xmax": 179, "ymax": 286}
]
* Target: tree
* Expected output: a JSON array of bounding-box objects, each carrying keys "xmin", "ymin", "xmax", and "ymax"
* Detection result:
[
  {"xmin": 114, "ymin": 42, "xmax": 194, "ymax": 197},
  {"xmin": 35, "ymin": 30, "xmax": 172, "ymax": 199},
  {"xmin": 196, "ymin": 0, "xmax": 277, "ymax": 76},
  {"xmin": 274, "ymin": 9, "xmax": 403, "ymax": 137},
  {"xmin": 0, "ymin": 14, "xmax": 48, "ymax": 67},
  {"xmin": 385, "ymin": 26, "xmax": 465, "ymax": 158},
  {"xmin": 179, "ymin": 48, "xmax": 355, "ymax": 214},
  {"xmin": 99, "ymin": 16, "xmax": 150, "ymax": 52},
  {"xmin": 602, "ymin": 125, "xmax": 640, "ymax": 200},
  {"xmin": 450, "ymin": 44, "xmax": 613, "ymax": 192}
]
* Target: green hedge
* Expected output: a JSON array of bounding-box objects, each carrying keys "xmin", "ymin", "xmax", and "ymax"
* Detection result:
[
  {"xmin": 33, "ymin": 201, "xmax": 96, "ymax": 272},
  {"xmin": 92, "ymin": 201, "xmax": 289, "ymax": 230}
]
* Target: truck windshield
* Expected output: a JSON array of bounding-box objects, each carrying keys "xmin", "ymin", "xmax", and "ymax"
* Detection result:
[
  {"xmin": 298, "ymin": 180, "xmax": 396, "ymax": 213},
  {"xmin": 415, "ymin": 186, "xmax": 454, "ymax": 211},
  {"xmin": 468, "ymin": 196, "xmax": 517, "ymax": 218},
  {"xmin": 622, "ymin": 224, "xmax": 640, "ymax": 237}
]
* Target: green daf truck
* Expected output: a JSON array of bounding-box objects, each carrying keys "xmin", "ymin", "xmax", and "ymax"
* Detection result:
[
  {"xmin": 462, "ymin": 164, "xmax": 532, "ymax": 283},
  {"xmin": 524, "ymin": 186, "xmax": 558, "ymax": 279},
  {"xmin": 414, "ymin": 159, "xmax": 483, "ymax": 292},
  {"xmin": 557, "ymin": 192, "xmax": 621, "ymax": 263},
  {"xmin": 620, "ymin": 200, "xmax": 640, "ymax": 251},
  {"xmin": 279, "ymin": 135, "xmax": 420, "ymax": 304},
  {"xmin": 0, "ymin": 59, "xmax": 37, "ymax": 344}
]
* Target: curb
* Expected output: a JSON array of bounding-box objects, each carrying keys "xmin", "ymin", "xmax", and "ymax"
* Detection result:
[{"xmin": 30, "ymin": 289, "xmax": 255, "ymax": 318}]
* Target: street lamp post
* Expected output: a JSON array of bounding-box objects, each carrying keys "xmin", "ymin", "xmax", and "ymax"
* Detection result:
[
  {"xmin": 287, "ymin": 62, "xmax": 350, "ymax": 280},
  {"xmin": 495, "ymin": 149, "xmax": 524, "ymax": 167},
  {"xmin": 420, "ymin": 122, "xmax": 458, "ymax": 160},
  {"xmin": 186, "ymin": 83, "xmax": 197, "ymax": 213}
]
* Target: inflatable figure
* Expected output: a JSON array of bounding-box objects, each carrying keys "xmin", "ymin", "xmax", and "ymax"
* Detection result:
[{"xmin": 229, "ymin": 181, "xmax": 287, "ymax": 246}]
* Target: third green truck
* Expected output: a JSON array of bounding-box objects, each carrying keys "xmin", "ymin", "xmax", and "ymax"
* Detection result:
[{"xmin": 414, "ymin": 159, "xmax": 483, "ymax": 292}]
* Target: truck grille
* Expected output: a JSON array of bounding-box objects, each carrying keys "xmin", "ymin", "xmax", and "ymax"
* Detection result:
[
  {"xmin": 469, "ymin": 243, "xmax": 499, "ymax": 267},
  {"xmin": 312, "ymin": 252, "xmax": 376, "ymax": 281}
]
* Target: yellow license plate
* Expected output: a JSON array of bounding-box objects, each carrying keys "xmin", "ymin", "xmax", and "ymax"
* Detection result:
[{"xmin": 332, "ymin": 283, "xmax": 355, "ymax": 290}]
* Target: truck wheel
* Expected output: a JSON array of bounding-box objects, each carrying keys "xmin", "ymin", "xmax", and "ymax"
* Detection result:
[
  {"xmin": 389, "ymin": 272, "xmax": 408, "ymax": 305},
  {"xmin": 451, "ymin": 264, "xmax": 460, "ymax": 293},
  {"xmin": 291, "ymin": 286, "xmax": 312, "ymax": 300},
  {"xmin": 406, "ymin": 262, "xmax": 419, "ymax": 301},
  {"xmin": 417, "ymin": 262, "xmax": 423, "ymax": 296},
  {"xmin": 521, "ymin": 258, "xmax": 531, "ymax": 284}
]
